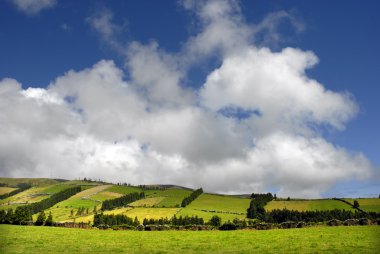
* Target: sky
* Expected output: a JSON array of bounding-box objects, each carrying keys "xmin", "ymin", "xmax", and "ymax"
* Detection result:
[{"xmin": 0, "ymin": 0, "xmax": 379, "ymax": 198}]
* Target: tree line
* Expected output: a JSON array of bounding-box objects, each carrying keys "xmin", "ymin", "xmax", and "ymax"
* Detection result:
[
  {"xmin": 181, "ymin": 188, "xmax": 203, "ymax": 207},
  {"xmin": 264, "ymin": 208, "xmax": 380, "ymax": 223},
  {"xmin": 0, "ymin": 183, "xmax": 32, "ymax": 200},
  {"xmin": 26, "ymin": 186, "xmax": 82, "ymax": 214},
  {"xmin": 101, "ymin": 192, "xmax": 145, "ymax": 211}
]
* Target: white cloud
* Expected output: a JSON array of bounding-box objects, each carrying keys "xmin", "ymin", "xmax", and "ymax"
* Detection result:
[
  {"xmin": 86, "ymin": 8, "xmax": 126, "ymax": 54},
  {"xmin": 0, "ymin": 0, "xmax": 375, "ymax": 197},
  {"xmin": 10, "ymin": 0, "xmax": 57, "ymax": 15}
]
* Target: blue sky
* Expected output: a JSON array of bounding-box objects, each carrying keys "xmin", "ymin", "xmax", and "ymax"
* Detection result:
[{"xmin": 0, "ymin": 0, "xmax": 378, "ymax": 198}]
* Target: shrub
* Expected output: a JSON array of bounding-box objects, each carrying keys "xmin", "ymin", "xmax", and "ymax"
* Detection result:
[{"xmin": 219, "ymin": 222, "xmax": 237, "ymax": 230}]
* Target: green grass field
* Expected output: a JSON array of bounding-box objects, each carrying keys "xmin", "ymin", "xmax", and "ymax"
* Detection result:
[
  {"xmin": 105, "ymin": 185, "xmax": 143, "ymax": 195},
  {"xmin": 175, "ymin": 193, "xmax": 250, "ymax": 223},
  {"xmin": 149, "ymin": 189, "xmax": 192, "ymax": 207},
  {"xmin": 186, "ymin": 193, "xmax": 251, "ymax": 214},
  {"xmin": 1, "ymin": 225, "xmax": 378, "ymax": 253},
  {"xmin": 344, "ymin": 198, "xmax": 380, "ymax": 213},
  {"xmin": 265, "ymin": 199, "xmax": 355, "ymax": 211}
]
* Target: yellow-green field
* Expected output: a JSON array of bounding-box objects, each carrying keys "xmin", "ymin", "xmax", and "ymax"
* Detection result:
[
  {"xmin": 124, "ymin": 207, "xmax": 181, "ymax": 221},
  {"xmin": 129, "ymin": 197, "xmax": 165, "ymax": 207},
  {"xmin": 0, "ymin": 187, "xmax": 17, "ymax": 195},
  {"xmin": 265, "ymin": 199, "xmax": 355, "ymax": 211},
  {"xmin": 1, "ymin": 225, "xmax": 379, "ymax": 254}
]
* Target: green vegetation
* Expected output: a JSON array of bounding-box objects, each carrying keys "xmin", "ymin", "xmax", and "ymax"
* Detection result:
[
  {"xmin": 101, "ymin": 192, "xmax": 145, "ymax": 211},
  {"xmin": 265, "ymin": 199, "xmax": 355, "ymax": 211},
  {"xmin": 1, "ymin": 225, "xmax": 379, "ymax": 253}
]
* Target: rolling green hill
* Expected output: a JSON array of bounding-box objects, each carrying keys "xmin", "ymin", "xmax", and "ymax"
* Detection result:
[{"xmin": 1, "ymin": 178, "xmax": 380, "ymax": 225}]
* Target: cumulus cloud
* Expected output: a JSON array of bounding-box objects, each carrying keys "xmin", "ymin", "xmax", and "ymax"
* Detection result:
[
  {"xmin": 10, "ymin": 0, "xmax": 57, "ymax": 15},
  {"xmin": 0, "ymin": 0, "xmax": 374, "ymax": 197}
]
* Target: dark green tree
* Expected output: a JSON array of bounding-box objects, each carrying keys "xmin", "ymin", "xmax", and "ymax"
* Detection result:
[
  {"xmin": 353, "ymin": 200, "xmax": 360, "ymax": 208},
  {"xmin": 5, "ymin": 208, "xmax": 14, "ymax": 224},
  {"xmin": 14, "ymin": 206, "xmax": 32, "ymax": 225},
  {"xmin": 0, "ymin": 210, "xmax": 6, "ymax": 223},
  {"xmin": 209, "ymin": 215, "xmax": 221, "ymax": 227},
  {"xmin": 35, "ymin": 210, "xmax": 46, "ymax": 226},
  {"xmin": 45, "ymin": 212, "xmax": 53, "ymax": 226}
]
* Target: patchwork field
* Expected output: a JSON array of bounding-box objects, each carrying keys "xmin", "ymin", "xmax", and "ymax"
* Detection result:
[
  {"xmin": 1, "ymin": 225, "xmax": 378, "ymax": 254},
  {"xmin": 175, "ymin": 193, "xmax": 251, "ymax": 222},
  {"xmin": 265, "ymin": 199, "xmax": 355, "ymax": 211}
]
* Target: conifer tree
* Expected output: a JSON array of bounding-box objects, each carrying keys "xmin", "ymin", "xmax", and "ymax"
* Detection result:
[
  {"xmin": 45, "ymin": 212, "xmax": 53, "ymax": 226},
  {"xmin": 35, "ymin": 210, "xmax": 46, "ymax": 226}
]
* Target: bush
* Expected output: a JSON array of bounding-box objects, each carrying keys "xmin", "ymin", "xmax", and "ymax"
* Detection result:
[
  {"xmin": 208, "ymin": 215, "xmax": 221, "ymax": 227},
  {"xmin": 358, "ymin": 218, "xmax": 370, "ymax": 225},
  {"xmin": 219, "ymin": 222, "xmax": 237, "ymax": 230}
]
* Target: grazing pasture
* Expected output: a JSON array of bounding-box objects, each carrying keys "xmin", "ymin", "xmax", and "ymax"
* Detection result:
[{"xmin": 0, "ymin": 225, "xmax": 378, "ymax": 254}]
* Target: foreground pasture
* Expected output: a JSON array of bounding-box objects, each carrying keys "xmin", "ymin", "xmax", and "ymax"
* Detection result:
[{"xmin": 0, "ymin": 225, "xmax": 378, "ymax": 253}]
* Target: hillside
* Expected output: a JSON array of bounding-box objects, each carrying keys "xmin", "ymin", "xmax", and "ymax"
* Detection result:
[{"xmin": 1, "ymin": 178, "xmax": 379, "ymax": 225}]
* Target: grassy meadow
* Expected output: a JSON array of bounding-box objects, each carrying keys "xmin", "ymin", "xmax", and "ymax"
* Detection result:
[
  {"xmin": 0, "ymin": 187, "xmax": 17, "ymax": 195},
  {"xmin": 265, "ymin": 199, "xmax": 355, "ymax": 212},
  {"xmin": 0, "ymin": 224, "xmax": 379, "ymax": 254},
  {"xmin": 344, "ymin": 198, "xmax": 380, "ymax": 213}
]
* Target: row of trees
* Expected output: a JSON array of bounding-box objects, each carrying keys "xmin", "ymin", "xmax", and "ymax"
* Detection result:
[
  {"xmin": 101, "ymin": 192, "xmax": 145, "ymax": 211},
  {"xmin": 0, "ymin": 183, "xmax": 32, "ymax": 200},
  {"xmin": 143, "ymin": 215, "xmax": 205, "ymax": 226},
  {"xmin": 265, "ymin": 209, "xmax": 380, "ymax": 223},
  {"xmin": 35, "ymin": 210, "xmax": 53, "ymax": 226},
  {"xmin": 26, "ymin": 186, "xmax": 82, "ymax": 214},
  {"xmin": 0, "ymin": 206, "xmax": 53, "ymax": 226},
  {"xmin": 94, "ymin": 213, "xmax": 216, "ymax": 227},
  {"xmin": 93, "ymin": 213, "xmax": 140, "ymax": 227},
  {"xmin": 246, "ymin": 193, "xmax": 274, "ymax": 219},
  {"xmin": 0, "ymin": 206, "xmax": 32, "ymax": 224},
  {"xmin": 181, "ymin": 188, "xmax": 203, "ymax": 207}
]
